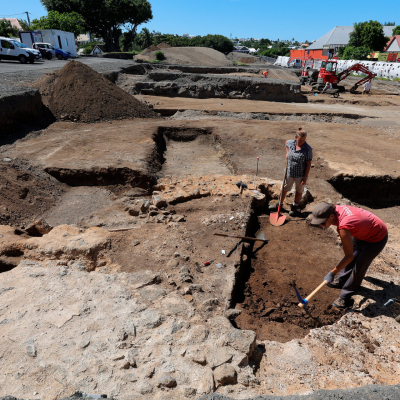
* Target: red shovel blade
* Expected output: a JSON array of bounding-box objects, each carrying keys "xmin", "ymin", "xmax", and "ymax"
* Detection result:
[
  {"xmin": 270, "ymin": 212, "xmax": 286, "ymax": 226},
  {"xmin": 270, "ymin": 204, "xmax": 286, "ymax": 226}
]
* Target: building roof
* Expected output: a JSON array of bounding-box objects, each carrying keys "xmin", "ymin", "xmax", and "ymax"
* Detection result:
[
  {"xmin": 307, "ymin": 25, "xmax": 394, "ymax": 50},
  {"xmin": 385, "ymin": 35, "xmax": 400, "ymax": 52},
  {"xmin": 3, "ymin": 18, "xmax": 22, "ymax": 30},
  {"xmin": 93, "ymin": 44, "xmax": 107, "ymax": 52}
]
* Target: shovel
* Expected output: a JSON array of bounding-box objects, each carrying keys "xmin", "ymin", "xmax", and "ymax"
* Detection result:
[
  {"xmin": 270, "ymin": 158, "xmax": 288, "ymax": 226},
  {"xmin": 213, "ymin": 230, "xmax": 267, "ymax": 243}
]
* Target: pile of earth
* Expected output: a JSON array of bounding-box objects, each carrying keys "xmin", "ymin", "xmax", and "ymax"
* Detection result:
[
  {"xmin": 140, "ymin": 42, "xmax": 172, "ymax": 54},
  {"xmin": 226, "ymin": 52, "xmax": 268, "ymax": 64},
  {"xmin": 136, "ymin": 46, "xmax": 235, "ymax": 66},
  {"xmin": 29, "ymin": 61, "xmax": 157, "ymax": 122}
]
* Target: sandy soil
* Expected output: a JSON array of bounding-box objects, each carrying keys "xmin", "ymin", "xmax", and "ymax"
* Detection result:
[
  {"xmin": 226, "ymin": 52, "xmax": 268, "ymax": 65},
  {"xmin": 136, "ymin": 47, "xmax": 235, "ymax": 67}
]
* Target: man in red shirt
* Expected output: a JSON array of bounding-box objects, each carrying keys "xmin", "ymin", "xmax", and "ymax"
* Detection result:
[{"xmin": 311, "ymin": 202, "xmax": 388, "ymax": 308}]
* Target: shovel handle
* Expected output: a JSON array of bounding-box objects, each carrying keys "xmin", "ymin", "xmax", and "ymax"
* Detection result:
[
  {"xmin": 213, "ymin": 233, "xmax": 266, "ymax": 242},
  {"xmin": 298, "ymin": 280, "xmax": 327, "ymax": 308}
]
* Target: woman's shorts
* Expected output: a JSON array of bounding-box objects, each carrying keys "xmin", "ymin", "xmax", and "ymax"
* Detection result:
[{"xmin": 283, "ymin": 176, "xmax": 304, "ymax": 193}]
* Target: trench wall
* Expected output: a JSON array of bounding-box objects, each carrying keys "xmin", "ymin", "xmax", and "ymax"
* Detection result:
[
  {"xmin": 130, "ymin": 71, "xmax": 306, "ymax": 103},
  {"xmin": 0, "ymin": 88, "xmax": 49, "ymax": 135}
]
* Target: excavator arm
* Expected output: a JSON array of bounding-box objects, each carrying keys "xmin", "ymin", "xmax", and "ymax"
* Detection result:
[{"xmin": 336, "ymin": 63, "xmax": 377, "ymax": 93}]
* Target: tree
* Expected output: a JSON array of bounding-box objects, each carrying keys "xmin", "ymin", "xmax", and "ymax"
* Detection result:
[
  {"xmin": 19, "ymin": 19, "xmax": 34, "ymax": 31},
  {"xmin": 348, "ymin": 22, "xmax": 366, "ymax": 47},
  {"xmin": 194, "ymin": 34, "xmax": 233, "ymax": 54},
  {"xmin": 120, "ymin": 1, "xmax": 152, "ymax": 51},
  {"xmin": 259, "ymin": 38, "xmax": 271, "ymax": 46},
  {"xmin": 361, "ymin": 20, "xmax": 387, "ymax": 52},
  {"xmin": 342, "ymin": 45, "xmax": 372, "ymax": 60},
  {"xmin": 383, "ymin": 21, "xmax": 395, "ymax": 26},
  {"xmin": 393, "ymin": 25, "xmax": 400, "ymax": 36},
  {"xmin": 29, "ymin": 11, "xmax": 85, "ymax": 37},
  {"xmin": 135, "ymin": 27, "xmax": 153, "ymax": 49},
  {"xmin": 0, "ymin": 19, "xmax": 19, "ymax": 38},
  {"xmin": 40, "ymin": 0, "xmax": 153, "ymax": 52}
]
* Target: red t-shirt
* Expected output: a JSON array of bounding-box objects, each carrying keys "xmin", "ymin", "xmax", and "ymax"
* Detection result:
[{"xmin": 335, "ymin": 205, "xmax": 387, "ymax": 242}]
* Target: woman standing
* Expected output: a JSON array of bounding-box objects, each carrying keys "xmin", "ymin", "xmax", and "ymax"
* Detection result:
[{"xmin": 269, "ymin": 128, "xmax": 313, "ymax": 216}]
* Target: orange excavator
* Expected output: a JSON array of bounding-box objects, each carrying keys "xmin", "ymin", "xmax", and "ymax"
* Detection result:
[{"xmin": 300, "ymin": 59, "xmax": 376, "ymax": 93}]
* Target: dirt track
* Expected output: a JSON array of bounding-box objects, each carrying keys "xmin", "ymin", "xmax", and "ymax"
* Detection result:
[{"xmin": 0, "ymin": 58, "xmax": 400, "ymax": 399}]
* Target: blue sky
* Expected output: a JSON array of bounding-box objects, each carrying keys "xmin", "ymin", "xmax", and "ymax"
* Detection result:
[{"xmin": 1, "ymin": 0, "xmax": 399, "ymax": 42}]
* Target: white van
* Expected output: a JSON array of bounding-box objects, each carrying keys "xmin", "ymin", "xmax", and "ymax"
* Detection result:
[
  {"xmin": 0, "ymin": 37, "xmax": 41, "ymax": 63},
  {"xmin": 289, "ymin": 59, "xmax": 303, "ymax": 68}
]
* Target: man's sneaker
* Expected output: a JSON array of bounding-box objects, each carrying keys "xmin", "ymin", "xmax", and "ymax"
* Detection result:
[
  {"xmin": 327, "ymin": 278, "xmax": 345, "ymax": 289},
  {"xmin": 289, "ymin": 204, "xmax": 298, "ymax": 217},
  {"xmin": 332, "ymin": 297, "xmax": 353, "ymax": 309},
  {"xmin": 268, "ymin": 202, "xmax": 282, "ymax": 211}
]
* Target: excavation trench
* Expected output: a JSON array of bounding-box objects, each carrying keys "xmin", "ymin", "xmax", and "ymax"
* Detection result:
[
  {"xmin": 153, "ymin": 126, "xmax": 233, "ymax": 178},
  {"xmin": 329, "ymin": 174, "xmax": 400, "ymax": 207},
  {"xmin": 231, "ymin": 211, "xmax": 347, "ymax": 343},
  {"xmin": 44, "ymin": 166, "xmax": 157, "ymax": 194},
  {"xmin": 157, "ymin": 109, "xmax": 373, "ymax": 124}
]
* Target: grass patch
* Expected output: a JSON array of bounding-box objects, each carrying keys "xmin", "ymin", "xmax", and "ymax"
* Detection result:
[
  {"xmin": 233, "ymin": 60, "xmax": 248, "ymax": 66},
  {"xmin": 103, "ymin": 51, "xmax": 139, "ymax": 60},
  {"xmin": 142, "ymin": 59, "xmax": 163, "ymax": 63}
]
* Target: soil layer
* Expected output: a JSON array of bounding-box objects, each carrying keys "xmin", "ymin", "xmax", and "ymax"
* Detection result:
[
  {"xmin": 0, "ymin": 159, "xmax": 66, "ymax": 227},
  {"xmin": 234, "ymin": 218, "xmax": 346, "ymax": 342}
]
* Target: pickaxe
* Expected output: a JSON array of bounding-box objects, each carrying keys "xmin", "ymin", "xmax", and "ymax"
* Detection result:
[
  {"xmin": 213, "ymin": 230, "xmax": 268, "ymax": 243},
  {"xmin": 295, "ymin": 281, "xmax": 327, "ymax": 310},
  {"xmin": 293, "ymin": 282, "xmax": 322, "ymax": 326},
  {"xmin": 296, "ymin": 251, "xmax": 359, "ymax": 310},
  {"xmin": 236, "ymin": 181, "xmax": 248, "ymax": 194}
]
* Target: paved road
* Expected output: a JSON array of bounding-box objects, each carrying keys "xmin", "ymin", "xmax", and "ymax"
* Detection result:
[
  {"xmin": 0, "ymin": 57, "xmax": 137, "ymax": 97},
  {"xmin": 0, "ymin": 57, "xmax": 134, "ymax": 74}
]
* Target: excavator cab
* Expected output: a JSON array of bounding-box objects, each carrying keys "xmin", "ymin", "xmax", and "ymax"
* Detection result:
[
  {"xmin": 322, "ymin": 61, "xmax": 337, "ymax": 73},
  {"xmin": 318, "ymin": 60, "xmax": 338, "ymax": 86}
]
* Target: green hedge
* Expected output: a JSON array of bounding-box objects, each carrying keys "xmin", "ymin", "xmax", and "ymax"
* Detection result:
[{"xmin": 103, "ymin": 52, "xmax": 138, "ymax": 59}]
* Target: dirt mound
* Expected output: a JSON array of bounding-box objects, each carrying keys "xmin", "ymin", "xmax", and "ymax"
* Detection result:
[
  {"xmin": 140, "ymin": 43, "xmax": 170, "ymax": 56},
  {"xmin": 156, "ymin": 42, "xmax": 171, "ymax": 49},
  {"xmin": 141, "ymin": 44, "xmax": 159, "ymax": 55},
  {"xmin": 30, "ymin": 61, "xmax": 157, "ymax": 122},
  {"xmin": 226, "ymin": 52, "xmax": 268, "ymax": 65},
  {"xmin": 136, "ymin": 46, "xmax": 235, "ymax": 66}
]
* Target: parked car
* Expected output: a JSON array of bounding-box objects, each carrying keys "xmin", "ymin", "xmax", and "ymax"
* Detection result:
[
  {"xmin": 32, "ymin": 43, "xmax": 52, "ymax": 60},
  {"xmin": 34, "ymin": 42, "xmax": 71, "ymax": 60},
  {"xmin": 0, "ymin": 37, "xmax": 41, "ymax": 63},
  {"xmin": 289, "ymin": 59, "xmax": 303, "ymax": 68}
]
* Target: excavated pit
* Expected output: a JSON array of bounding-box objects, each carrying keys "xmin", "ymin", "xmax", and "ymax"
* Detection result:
[
  {"xmin": 154, "ymin": 126, "xmax": 233, "ymax": 177},
  {"xmin": 231, "ymin": 215, "xmax": 347, "ymax": 343},
  {"xmin": 329, "ymin": 174, "xmax": 400, "ymax": 207},
  {"xmin": 122, "ymin": 71, "xmax": 306, "ymax": 103},
  {"xmin": 43, "ymin": 166, "xmax": 157, "ymax": 191},
  {"xmin": 164, "ymin": 109, "xmax": 372, "ymax": 124}
]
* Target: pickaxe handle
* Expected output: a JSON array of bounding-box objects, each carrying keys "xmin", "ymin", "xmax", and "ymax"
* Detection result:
[
  {"xmin": 213, "ymin": 233, "xmax": 266, "ymax": 242},
  {"xmin": 298, "ymin": 280, "xmax": 327, "ymax": 308}
]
